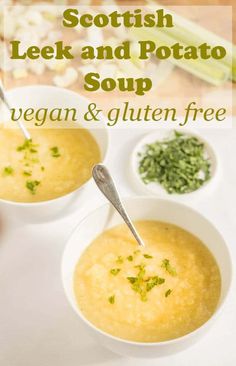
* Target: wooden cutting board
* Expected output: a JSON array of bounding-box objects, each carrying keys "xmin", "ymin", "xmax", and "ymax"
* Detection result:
[{"xmin": 2, "ymin": 0, "xmax": 235, "ymax": 116}]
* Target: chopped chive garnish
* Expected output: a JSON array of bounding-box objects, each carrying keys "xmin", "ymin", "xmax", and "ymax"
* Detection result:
[
  {"xmin": 23, "ymin": 170, "xmax": 32, "ymax": 176},
  {"xmin": 17, "ymin": 139, "xmax": 40, "ymax": 169},
  {"xmin": 17, "ymin": 139, "xmax": 38, "ymax": 152},
  {"xmin": 3, "ymin": 166, "xmax": 14, "ymax": 176},
  {"xmin": 127, "ymin": 277, "xmax": 137, "ymax": 284},
  {"xmin": 110, "ymin": 268, "xmax": 121, "ymax": 276},
  {"xmin": 161, "ymin": 259, "xmax": 177, "ymax": 276},
  {"xmin": 50, "ymin": 146, "xmax": 61, "ymax": 158},
  {"xmin": 165, "ymin": 289, "xmax": 172, "ymax": 297},
  {"xmin": 143, "ymin": 254, "xmax": 153, "ymax": 259},
  {"xmin": 127, "ymin": 255, "xmax": 133, "ymax": 261},
  {"xmin": 146, "ymin": 276, "xmax": 165, "ymax": 291},
  {"xmin": 30, "ymin": 148, "xmax": 37, "ymax": 153},
  {"xmin": 127, "ymin": 264, "xmax": 165, "ymax": 301},
  {"xmin": 116, "ymin": 256, "xmax": 123, "ymax": 264},
  {"xmin": 26, "ymin": 180, "xmax": 40, "ymax": 195},
  {"xmin": 108, "ymin": 295, "xmax": 115, "ymax": 304}
]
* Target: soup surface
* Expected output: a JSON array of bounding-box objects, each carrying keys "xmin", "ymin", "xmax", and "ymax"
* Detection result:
[
  {"xmin": 0, "ymin": 127, "xmax": 100, "ymax": 202},
  {"xmin": 74, "ymin": 221, "xmax": 221, "ymax": 342}
]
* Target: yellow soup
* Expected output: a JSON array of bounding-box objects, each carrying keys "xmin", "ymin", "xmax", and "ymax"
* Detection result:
[
  {"xmin": 0, "ymin": 127, "xmax": 100, "ymax": 202},
  {"xmin": 74, "ymin": 221, "xmax": 221, "ymax": 343}
]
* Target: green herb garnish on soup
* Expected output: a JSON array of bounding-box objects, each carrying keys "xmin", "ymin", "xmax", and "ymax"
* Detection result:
[
  {"xmin": 17, "ymin": 139, "xmax": 38, "ymax": 153},
  {"xmin": 23, "ymin": 170, "xmax": 32, "ymax": 176},
  {"xmin": 165, "ymin": 289, "xmax": 172, "ymax": 297},
  {"xmin": 108, "ymin": 295, "xmax": 115, "ymax": 304},
  {"xmin": 143, "ymin": 253, "xmax": 153, "ymax": 259},
  {"xmin": 3, "ymin": 166, "xmax": 14, "ymax": 176},
  {"xmin": 116, "ymin": 255, "xmax": 124, "ymax": 264},
  {"xmin": 110, "ymin": 268, "xmax": 121, "ymax": 276},
  {"xmin": 127, "ymin": 264, "xmax": 165, "ymax": 302},
  {"xmin": 0, "ymin": 128, "xmax": 101, "ymax": 202},
  {"xmin": 26, "ymin": 180, "xmax": 41, "ymax": 195},
  {"xmin": 50, "ymin": 146, "xmax": 61, "ymax": 158},
  {"xmin": 161, "ymin": 259, "xmax": 177, "ymax": 276}
]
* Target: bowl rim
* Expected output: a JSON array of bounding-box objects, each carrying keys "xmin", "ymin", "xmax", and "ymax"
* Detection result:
[
  {"xmin": 61, "ymin": 196, "xmax": 233, "ymax": 347},
  {"xmin": 130, "ymin": 129, "xmax": 219, "ymax": 198},
  {"xmin": 0, "ymin": 85, "xmax": 110, "ymax": 207}
]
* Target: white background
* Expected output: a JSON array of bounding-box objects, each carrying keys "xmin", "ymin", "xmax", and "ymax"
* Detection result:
[{"xmin": 0, "ymin": 127, "xmax": 235, "ymax": 366}]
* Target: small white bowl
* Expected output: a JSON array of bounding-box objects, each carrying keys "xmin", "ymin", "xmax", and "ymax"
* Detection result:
[
  {"xmin": 0, "ymin": 85, "xmax": 109, "ymax": 222},
  {"xmin": 61, "ymin": 197, "xmax": 232, "ymax": 358},
  {"xmin": 130, "ymin": 130, "xmax": 219, "ymax": 200}
]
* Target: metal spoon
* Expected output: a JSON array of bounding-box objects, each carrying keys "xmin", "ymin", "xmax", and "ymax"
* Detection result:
[
  {"xmin": 92, "ymin": 164, "xmax": 145, "ymax": 247},
  {"xmin": 0, "ymin": 84, "xmax": 31, "ymax": 140}
]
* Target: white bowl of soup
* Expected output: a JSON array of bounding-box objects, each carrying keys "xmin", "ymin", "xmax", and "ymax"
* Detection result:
[
  {"xmin": 0, "ymin": 86, "xmax": 109, "ymax": 221},
  {"xmin": 62, "ymin": 197, "xmax": 232, "ymax": 358}
]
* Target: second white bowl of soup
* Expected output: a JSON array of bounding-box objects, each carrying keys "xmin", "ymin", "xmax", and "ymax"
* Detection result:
[
  {"xmin": 62, "ymin": 197, "xmax": 232, "ymax": 358},
  {"xmin": 0, "ymin": 86, "xmax": 109, "ymax": 221}
]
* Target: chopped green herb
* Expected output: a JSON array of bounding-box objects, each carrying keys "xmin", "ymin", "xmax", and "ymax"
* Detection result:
[
  {"xmin": 31, "ymin": 158, "xmax": 39, "ymax": 164},
  {"xmin": 3, "ymin": 166, "xmax": 14, "ymax": 176},
  {"xmin": 50, "ymin": 146, "xmax": 61, "ymax": 158},
  {"xmin": 127, "ymin": 264, "xmax": 165, "ymax": 302},
  {"xmin": 26, "ymin": 180, "xmax": 40, "ymax": 195},
  {"xmin": 41, "ymin": 166, "xmax": 45, "ymax": 171},
  {"xmin": 133, "ymin": 250, "xmax": 141, "ymax": 255},
  {"xmin": 108, "ymin": 295, "xmax": 115, "ymax": 304},
  {"xmin": 143, "ymin": 254, "xmax": 153, "ymax": 259},
  {"xmin": 146, "ymin": 276, "xmax": 165, "ymax": 291},
  {"xmin": 17, "ymin": 139, "xmax": 40, "ymax": 168},
  {"xmin": 127, "ymin": 264, "xmax": 147, "ymax": 301},
  {"xmin": 23, "ymin": 170, "xmax": 32, "ymax": 176},
  {"xmin": 138, "ymin": 130, "xmax": 211, "ymax": 194},
  {"xmin": 127, "ymin": 255, "xmax": 133, "ymax": 262},
  {"xmin": 134, "ymin": 264, "xmax": 146, "ymax": 278},
  {"xmin": 127, "ymin": 277, "xmax": 137, "ymax": 284},
  {"xmin": 165, "ymin": 289, "xmax": 172, "ymax": 297},
  {"xmin": 116, "ymin": 256, "xmax": 123, "ymax": 264},
  {"xmin": 30, "ymin": 148, "xmax": 37, "ymax": 153},
  {"xmin": 110, "ymin": 268, "xmax": 121, "ymax": 276},
  {"xmin": 17, "ymin": 139, "xmax": 38, "ymax": 152},
  {"xmin": 161, "ymin": 259, "xmax": 177, "ymax": 276},
  {"xmin": 140, "ymin": 292, "xmax": 147, "ymax": 302}
]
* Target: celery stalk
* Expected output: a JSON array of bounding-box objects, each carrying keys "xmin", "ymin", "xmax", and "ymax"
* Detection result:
[
  {"xmin": 160, "ymin": 21, "xmax": 235, "ymax": 82},
  {"xmin": 146, "ymin": 2, "xmax": 236, "ymax": 81},
  {"xmin": 131, "ymin": 27, "xmax": 230, "ymax": 85}
]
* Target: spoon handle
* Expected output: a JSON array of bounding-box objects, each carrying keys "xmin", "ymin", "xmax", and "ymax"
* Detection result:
[
  {"xmin": 92, "ymin": 164, "xmax": 144, "ymax": 247},
  {"xmin": 0, "ymin": 84, "xmax": 31, "ymax": 140}
]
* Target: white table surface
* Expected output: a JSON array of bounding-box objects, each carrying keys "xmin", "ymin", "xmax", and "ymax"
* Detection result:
[{"xmin": 0, "ymin": 126, "xmax": 236, "ymax": 366}]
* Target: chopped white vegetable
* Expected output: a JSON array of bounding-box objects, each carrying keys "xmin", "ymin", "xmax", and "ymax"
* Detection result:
[
  {"xmin": 87, "ymin": 27, "xmax": 104, "ymax": 47},
  {"xmin": 71, "ymin": 40, "xmax": 84, "ymax": 56},
  {"xmin": 97, "ymin": 63, "xmax": 118, "ymax": 78},
  {"xmin": 53, "ymin": 67, "xmax": 78, "ymax": 88},
  {"xmin": 78, "ymin": 65, "xmax": 98, "ymax": 77},
  {"xmin": 45, "ymin": 30, "xmax": 62, "ymax": 43},
  {"xmin": 2, "ymin": 16, "xmax": 17, "ymax": 39},
  {"xmin": 105, "ymin": 37, "xmax": 120, "ymax": 48},
  {"xmin": 24, "ymin": 10, "xmax": 43, "ymax": 26},
  {"xmin": 13, "ymin": 68, "xmax": 28, "ymax": 79},
  {"xmin": 29, "ymin": 61, "xmax": 45, "ymax": 76},
  {"xmin": 46, "ymin": 59, "xmax": 69, "ymax": 72}
]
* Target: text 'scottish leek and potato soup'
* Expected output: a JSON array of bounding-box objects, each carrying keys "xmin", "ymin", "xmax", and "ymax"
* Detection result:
[{"xmin": 0, "ymin": 1, "xmax": 234, "ymax": 363}]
